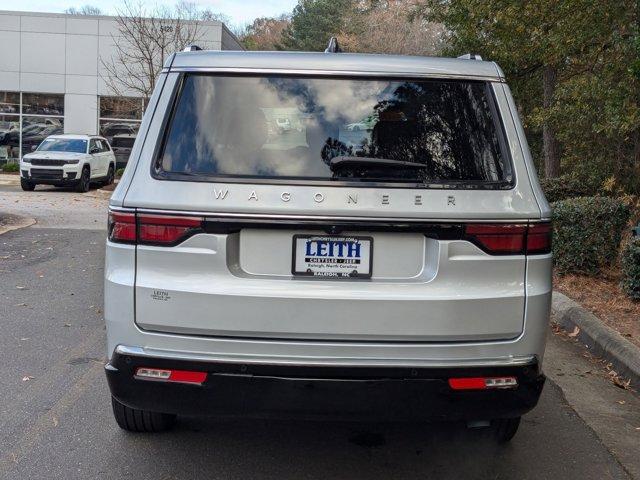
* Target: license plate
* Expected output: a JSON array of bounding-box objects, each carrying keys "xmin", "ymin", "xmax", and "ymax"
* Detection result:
[{"xmin": 292, "ymin": 235, "xmax": 373, "ymax": 279}]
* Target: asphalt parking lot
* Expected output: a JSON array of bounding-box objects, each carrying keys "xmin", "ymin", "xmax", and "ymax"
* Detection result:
[{"xmin": 0, "ymin": 183, "xmax": 638, "ymax": 479}]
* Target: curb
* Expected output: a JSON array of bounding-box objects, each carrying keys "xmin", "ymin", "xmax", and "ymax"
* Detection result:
[
  {"xmin": 0, "ymin": 213, "xmax": 36, "ymax": 236},
  {"xmin": 552, "ymin": 291, "xmax": 640, "ymax": 388}
]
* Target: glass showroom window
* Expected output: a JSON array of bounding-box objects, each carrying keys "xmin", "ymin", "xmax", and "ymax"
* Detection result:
[
  {"xmin": 0, "ymin": 92, "xmax": 20, "ymax": 162},
  {"xmin": 99, "ymin": 96, "xmax": 144, "ymax": 144},
  {"xmin": 20, "ymin": 93, "xmax": 65, "ymax": 157},
  {"xmin": 21, "ymin": 116, "xmax": 64, "ymax": 154}
]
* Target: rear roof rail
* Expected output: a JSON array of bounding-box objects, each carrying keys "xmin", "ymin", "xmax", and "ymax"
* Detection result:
[
  {"xmin": 458, "ymin": 53, "xmax": 483, "ymax": 61},
  {"xmin": 324, "ymin": 37, "xmax": 342, "ymax": 53}
]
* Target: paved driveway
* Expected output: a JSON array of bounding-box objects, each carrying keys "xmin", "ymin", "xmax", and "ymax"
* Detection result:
[{"xmin": 0, "ymin": 184, "xmax": 637, "ymax": 479}]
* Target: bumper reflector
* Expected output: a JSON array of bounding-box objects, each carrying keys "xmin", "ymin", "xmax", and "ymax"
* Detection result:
[
  {"xmin": 135, "ymin": 367, "xmax": 207, "ymax": 385},
  {"xmin": 448, "ymin": 376, "xmax": 518, "ymax": 390}
]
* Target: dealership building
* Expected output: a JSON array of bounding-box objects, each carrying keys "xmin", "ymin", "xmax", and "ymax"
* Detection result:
[{"xmin": 0, "ymin": 10, "xmax": 242, "ymax": 162}]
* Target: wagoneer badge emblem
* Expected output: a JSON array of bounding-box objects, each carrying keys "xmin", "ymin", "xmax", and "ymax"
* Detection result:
[{"xmin": 212, "ymin": 188, "xmax": 457, "ymax": 207}]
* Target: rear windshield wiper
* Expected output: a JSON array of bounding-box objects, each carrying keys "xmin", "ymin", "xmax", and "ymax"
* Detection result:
[{"xmin": 329, "ymin": 156, "xmax": 428, "ymax": 170}]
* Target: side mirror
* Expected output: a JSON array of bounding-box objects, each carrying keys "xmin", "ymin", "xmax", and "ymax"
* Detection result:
[
  {"xmin": 90, "ymin": 147, "xmax": 99, "ymax": 154},
  {"xmin": 31, "ymin": 145, "xmax": 37, "ymax": 151}
]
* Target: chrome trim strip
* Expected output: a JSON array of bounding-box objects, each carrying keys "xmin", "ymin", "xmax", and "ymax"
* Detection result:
[
  {"xmin": 130, "ymin": 207, "xmax": 537, "ymax": 224},
  {"xmin": 115, "ymin": 345, "xmax": 536, "ymax": 368},
  {"xmin": 108, "ymin": 206, "xmax": 136, "ymax": 213},
  {"xmin": 167, "ymin": 66, "xmax": 503, "ymax": 82}
]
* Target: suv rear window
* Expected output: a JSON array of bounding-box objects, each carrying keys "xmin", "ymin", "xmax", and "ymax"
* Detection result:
[{"xmin": 156, "ymin": 74, "xmax": 512, "ymax": 188}]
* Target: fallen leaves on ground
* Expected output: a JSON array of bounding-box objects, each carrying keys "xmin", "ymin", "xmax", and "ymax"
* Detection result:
[{"xmin": 555, "ymin": 270, "xmax": 640, "ymax": 348}]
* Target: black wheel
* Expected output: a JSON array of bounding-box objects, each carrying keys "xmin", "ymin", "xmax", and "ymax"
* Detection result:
[
  {"xmin": 76, "ymin": 167, "xmax": 90, "ymax": 192},
  {"xmin": 20, "ymin": 178, "xmax": 35, "ymax": 191},
  {"xmin": 104, "ymin": 164, "xmax": 115, "ymax": 186},
  {"xmin": 493, "ymin": 417, "xmax": 521, "ymax": 443},
  {"xmin": 111, "ymin": 396, "xmax": 176, "ymax": 433}
]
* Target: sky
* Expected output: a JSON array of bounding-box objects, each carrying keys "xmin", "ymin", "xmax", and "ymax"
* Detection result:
[{"xmin": 0, "ymin": 0, "xmax": 298, "ymax": 26}]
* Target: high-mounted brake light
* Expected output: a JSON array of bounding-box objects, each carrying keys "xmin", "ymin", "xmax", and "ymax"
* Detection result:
[
  {"xmin": 465, "ymin": 222, "xmax": 551, "ymax": 255},
  {"xmin": 107, "ymin": 210, "xmax": 204, "ymax": 246},
  {"xmin": 448, "ymin": 376, "xmax": 518, "ymax": 390},
  {"xmin": 135, "ymin": 367, "xmax": 207, "ymax": 385}
]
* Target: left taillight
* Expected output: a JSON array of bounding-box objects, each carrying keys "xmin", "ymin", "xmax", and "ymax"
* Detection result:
[
  {"xmin": 108, "ymin": 211, "xmax": 204, "ymax": 246},
  {"xmin": 108, "ymin": 211, "xmax": 136, "ymax": 243}
]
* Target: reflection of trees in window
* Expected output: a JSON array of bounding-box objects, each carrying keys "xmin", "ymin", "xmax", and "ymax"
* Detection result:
[
  {"xmin": 100, "ymin": 97, "xmax": 143, "ymax": 120},
  {"xmin": 160, "ymin": 75, "xmax": 509, "ymax": 184},
  {"xmin": 367, "ymin": 81, "xmax": 506, "ymax": 182}
]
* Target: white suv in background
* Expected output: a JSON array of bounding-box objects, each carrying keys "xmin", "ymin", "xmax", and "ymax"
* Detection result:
[
  {"xmin": 104, "ymin": 50, "xmax": 552, "ymax": 442},
  {"xmin": 20, "ymin": 134, "xmax": 116, "ymax": 192}
]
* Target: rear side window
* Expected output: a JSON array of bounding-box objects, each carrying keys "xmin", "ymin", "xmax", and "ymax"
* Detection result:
[{"xmin": 156, "ymin": 74, "xmax": 513, "ymax": 188}]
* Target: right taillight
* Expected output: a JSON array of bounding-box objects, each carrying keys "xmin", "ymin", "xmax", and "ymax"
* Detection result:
[
  {"xmin": 108, "ymin": 210, "xmax": 204, "ymax": 246},
  {"xmin": 465, "ymin": 222, "xmax": 551, "ymax": 255},
  {"xmin": 526, "ymin": 222, "xmax": 552, "ymax": 254}
]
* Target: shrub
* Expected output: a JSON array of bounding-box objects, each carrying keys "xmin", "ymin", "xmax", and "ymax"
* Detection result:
[
  {"xmin": 1, "ymin": 162, "xmax": 19, "ymax": 172},
  {"xmin": 552, "ymin": 196, "xmax": 630, "ymax": 274},
  {"xmin": 540, "ymin": 173, "xmax": 603, "ymax": 203},
  {"xmin": 621, "ymin": 238, "xmax": 640, "ymax": 300},
  {"xmin": 115, "ymin": 168, "xmax": 125, "ymax": 178}
]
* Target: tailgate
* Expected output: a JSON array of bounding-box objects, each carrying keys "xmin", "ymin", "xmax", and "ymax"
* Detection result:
[{"xmin": 134, "ymin": 221, "xmax": 526, "ymax": 342}]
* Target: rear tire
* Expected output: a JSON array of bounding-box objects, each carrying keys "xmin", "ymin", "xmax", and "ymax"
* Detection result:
[
  {"xmin": 76, "ymin": 167, "xmax": 90, "ymax": 193},
  {"xmin": 111, "ymin": 396, "xmax": 176, "ymax": 433},
  {"xmin": 20, "ymin": 178, "xmax": 35, "ymax": 191},
  {"xmin": 104, "ymin": 164, "xmax": 115, "ymax": 186},
  {"xmin": 493, "ymin": 417, "xmax": 521, "ymax": 443}
]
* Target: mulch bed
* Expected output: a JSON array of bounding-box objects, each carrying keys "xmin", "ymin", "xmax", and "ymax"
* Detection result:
[{"xmin": 555, "ymin": 269, "xmax": 640, "ymax": 349}]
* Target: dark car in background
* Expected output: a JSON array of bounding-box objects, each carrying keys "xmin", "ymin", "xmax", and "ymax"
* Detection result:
[
  {"xmin": 21, "ymin": 125, "xmax": 64, "ymax": 153},
  {"xmin": 110, "ymin": 134, "xmax": 136, "ymax": 169},
  {"xmin": 101, "ymin": 123, "xmax": 138, "ymax": 145}
]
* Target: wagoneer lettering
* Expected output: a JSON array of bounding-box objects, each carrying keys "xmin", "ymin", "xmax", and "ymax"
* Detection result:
[{"xmin": 104, "ymin": 49, "xmax": 551, "ymax": 442}]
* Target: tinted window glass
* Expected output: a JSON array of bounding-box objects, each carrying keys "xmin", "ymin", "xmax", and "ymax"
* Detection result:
[
  {"xmin": 0, "ymin": 92, "xmax": 19, "ymax": 114},
  {"xmin": 37, "ymin": 138, "xmax": 87, "ymax": 153},
  {"xmin": 22, "ymin": 93, "xmax": 64, "ymax": 116},
  {"xmin": 158, "ymin": 75, "xmax": 512, "ymax": 186},
  {"xmin": 99, "ymin": 96, "xmax": 143, "ymax": 120},
  {"xmin": 21, "ymin": 116, "xmax": 64, "ymax": 156}
]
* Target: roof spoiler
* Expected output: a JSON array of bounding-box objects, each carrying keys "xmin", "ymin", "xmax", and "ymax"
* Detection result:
[
  {"xmin": 324, "ymin": 37, "xmax": 342, "ymax": 53},
  {"xmin": 183, "ymin": 45, "xmax": 202, "ymax": 52},
  {"xmin": 458, "ymin": 53, "xmax": 483, "ymax": 61}
]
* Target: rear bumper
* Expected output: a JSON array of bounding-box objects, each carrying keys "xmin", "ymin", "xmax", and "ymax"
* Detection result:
[{"xmin": 105, "ymin": 346, "xmax": 545, "ymax": 421}]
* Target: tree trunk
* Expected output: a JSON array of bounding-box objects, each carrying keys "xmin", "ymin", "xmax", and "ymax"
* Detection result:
[
  {"xmin": 633, "ymin": 129, "xmax": 640, "ymax": 172},
  {"xmin": 542, "ymin": 65, "xmax": 561, "ymax": 178}
]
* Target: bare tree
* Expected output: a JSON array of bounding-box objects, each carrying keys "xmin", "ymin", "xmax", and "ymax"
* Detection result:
[
  {"xmin": 340, "ymin": 0, "xmax": 444, "ymax": 56},
  {"xmin": 65, "ymin": 5, "xmax": 102, "ymax": 15},
  {"xmin": 101, "ymin": 1, "xmax": 216, "ymax": 98}
]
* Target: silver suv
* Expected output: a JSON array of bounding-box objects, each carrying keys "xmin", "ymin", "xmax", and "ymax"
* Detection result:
[{"xmin": 104, "ymin": 50, "xmax": 552, "ymax": 441}]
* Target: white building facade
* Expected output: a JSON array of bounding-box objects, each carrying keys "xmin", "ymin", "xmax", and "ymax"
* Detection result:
[{"xmin": 0, "ymin": 10, "xmax": 242, "ymax": 162}]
